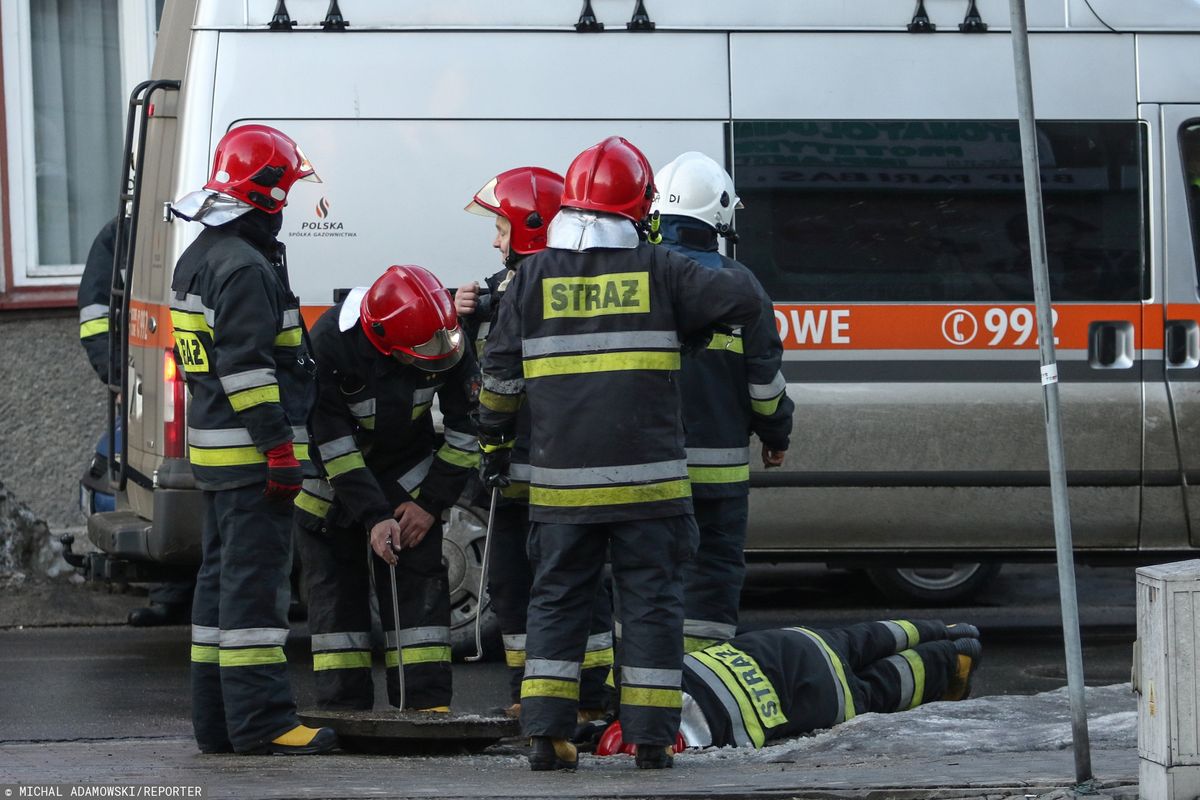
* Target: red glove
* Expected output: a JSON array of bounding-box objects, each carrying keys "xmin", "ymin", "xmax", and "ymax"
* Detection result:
[
  {"xmin": 595, "ymin": 721, "xmax": 686, "ymax": 757},
  {"xmin": 264, "ymin": 442, "xmax": 302, "ymax": 500}
]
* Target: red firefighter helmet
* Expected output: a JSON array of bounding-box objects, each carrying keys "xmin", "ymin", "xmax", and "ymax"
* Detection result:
[
  {"xmin": 204, "ymin": 124, "xmax": 320, "ymax": 214},
  {"xmin": 561, "ymin": 136, "xmax": 655, "ymax": 222},
  {"xmin": 465, "ymin": 167, "xmax": 565, "ymax": 256},
  {"xmin": 360, "ymin": 266, "xmax": 464, "ymax": 372}
]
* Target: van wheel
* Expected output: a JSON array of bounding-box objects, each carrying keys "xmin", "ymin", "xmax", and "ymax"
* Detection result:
[
  {"xmin": 442, "ymin": 503, "xmax": 500, "ymax": 661},
  {"xmin": 866, "ymin": 563, "xmax": 1001, "ymax": 606}
]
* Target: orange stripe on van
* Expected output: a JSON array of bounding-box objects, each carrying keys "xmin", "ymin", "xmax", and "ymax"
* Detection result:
[{"xmin": 127, "ymin": 301, "xmax": 332, "ymax": 351}]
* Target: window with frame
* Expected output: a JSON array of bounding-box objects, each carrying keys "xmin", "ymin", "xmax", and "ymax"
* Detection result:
[
  {"xmin": 732, "ymin": 120, "xmax": 1147, "ymax": 303},
  {"xmin": 1182, "ymin": 120, "xmax": 1200, "ymax": 288}
]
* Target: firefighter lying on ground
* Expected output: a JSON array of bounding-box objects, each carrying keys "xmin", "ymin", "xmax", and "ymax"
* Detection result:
[
  {"xmin": 458, "ymin": 166, "xmax": 614, "ymax": 720},
  {"xmin": 584, "ymin": 619, "xmax": 982, "ymax": 756}
]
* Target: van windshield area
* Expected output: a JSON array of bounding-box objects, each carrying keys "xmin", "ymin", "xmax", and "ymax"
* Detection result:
[
  {"xmin": 733, "ymin": 120, "xmax": 1147, "ymax": 303},
  {"xmin": 1183, "ymin": 120, "xmax": 1200, "ymax": 287}
]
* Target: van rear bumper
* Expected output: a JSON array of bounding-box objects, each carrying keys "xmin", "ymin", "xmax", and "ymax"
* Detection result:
[{"xmin": 86, "ymin": 487, "xmax": 204, "ymax": 565}]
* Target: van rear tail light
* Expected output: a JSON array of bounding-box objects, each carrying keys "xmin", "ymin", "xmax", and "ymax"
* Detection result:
[{"xmin": 163, "ymin": 348, "xmax": 185, "ymax": 459}]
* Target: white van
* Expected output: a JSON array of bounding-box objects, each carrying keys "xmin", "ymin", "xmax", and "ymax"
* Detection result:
[{"xmin": 82, "ymin": 1, "xmax": 1200, "ymax": 648}]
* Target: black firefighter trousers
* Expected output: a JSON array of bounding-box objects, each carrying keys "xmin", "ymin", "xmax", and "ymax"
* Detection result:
[
  {"xmin": 520, "ymin": 515, "xmax": 698, "ymax": 745},
  {"xmin": 190, "ymin": 485, "xmax": 298, "ymax": 754},
  {"xmin": 294, "ymin": 518, "xmax": 452, "ymax": 711},
  {"xmin": 682, "ymin": 495, "xmax": 749, "ymax": 652}
]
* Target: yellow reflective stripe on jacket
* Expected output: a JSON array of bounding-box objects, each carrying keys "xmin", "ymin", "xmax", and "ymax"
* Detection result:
[
  {"xmin": 684, "ymin": 635, "xmax": 720, "ymax": 653},
  {"xmin": 385, "ymin": 646, "xmax": 451, "ymax": 667},
  {"xmin": 219, "ymin": 646, "xmax": 286, "ymax": 667},
  {"xmin": 436, "ymin": 443, "xmax": 481, "ymax": 469},
  {"xmin": 893, "ymin": 619, "xmax": 920, "ymax": 648},
  {"xmin": 795, "ymin": 627, "xmax": 857, "ymax": 721},
  {"xmin": 691, "ymin": 650, "xmax": 767, "ymax": 747},
  {"xmin": 313, "ymin": 651, "xmax": 372, "ymax": 671},
  {"xmin": 751, "ymin": 395, "xmax": 783, "ymax": 416},
  {"xmin": 695, "ymin": 644, "xmax": 787, "ymax": 730},
  {"xmin": 582, "ymin": 647, "xmax": 615, "ymax": 669},
  {"xmin": 274, "ymin": 328, "xmax": 302, "ymax": 347},
  {"xmin": 359, "ymin": 416, "xmax": 376, "ymax": 430},
  {"xmin": 687, "ymin": 464, "xmax": 751, "ymax": 484},
  {"xmin": 530, "ymin": 478, "xmax": 690, "ymax": 508},
  {"xmin": 707, "ymin": 333, "xmax": 744, "ymax": 354},
  {"xmin": 479, "ymin": 387, "xmax": 522, "ymax": 413},
  {"xmin": 900, "ymin": 649, "xmax": 926, "ymax": 709},
  {"xmin": 523, "ymin": 350, "xmax": 681, "ymax": 379},
  {"xmin": 521, "ymin": 678, "xmax": 580, "ymax": 700},
  {"xmin": 190, "ymin": 645, "xmax": 219, "ymax": 664},
  {"xmin": 227, "ymin": 384, "xmax": 280, "ymax": 412},
  {"xmin": 79, "ymin": 318, "xmax": 109, "ymax": 338},
  {"xmin": 295, "ymin": 491, "xmax": 331, "ymax": 519},
  {"xmin": 325, "ymin": 451, "xmax": 366, "ymax": 478},
  {"xmin": 189, "ymin": 444, "xmax": 310, "ymax": 467},
  {"xmin": 411, "ymin": 402, "xmax": 432, "ymax": 420},
  {"xmin": 170, "ymin": 309, "xmax": 213, "ymax": 335}
]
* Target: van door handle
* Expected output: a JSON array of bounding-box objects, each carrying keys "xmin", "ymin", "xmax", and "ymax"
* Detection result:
[
  {"xmin": 1166, "ymin": 320, "xmax": 1199, "ymax": 368},
  {"xmin": 1087, "ymin": 321, "xmax": 1134, "ymax": 369}
]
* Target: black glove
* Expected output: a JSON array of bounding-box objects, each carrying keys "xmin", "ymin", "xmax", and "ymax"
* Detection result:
[
  {"xmin": 571, "ymin": 716, "xmax": 614, "ymax": 752},
  {"xmin": 480, "ymin": 447, "xmax": 511, "ymax": 489}
]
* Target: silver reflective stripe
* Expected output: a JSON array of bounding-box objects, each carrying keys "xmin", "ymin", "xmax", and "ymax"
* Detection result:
[
  {"xmin": 192, "ymin": 625, "xmax": 221, "ymax": 645},
  {"xmin": 522, "ymin": 330, "xmax": 680, "ymax": 358},
  {"xmin": 683, "ymin": 655, "xmax": 753, "ymax": 748},
  {"xmin": 477, "ymin": 320, "xmax": 492, "ymax": 340},
  {"xmin": 679, "ymin": 691, "xmax": 713, "ymax": 748},
  {"xmin": 174, "ymin": 293, "xmax": 216, "ymax": 326},
  {"xmin": 881, "ymin": 620, "xmax": 910, "ymax": 652},
  {"xmin": 80, "ymin": 303, "xmax": 107, "ymax": 323},
  {"xmin": 749, "ymin": 371, "xmax": 787, "ymax": 400},
  {"xmin": 509, "ymin": 462, "xmax": 531, "ymax": 482},
  {"xmin": 530, "ymin": 459, "xmax": 687, "ymax": 488},
  {"xmin": 586, "ymin": 631, "xmax": 613, "ymax": 650},
  {"xmin": 397, "ymin": 455, "xmax": 434, "ymax": 493},
  {"xmin": 219, "ymin": 368, "xmax": 277, "ymax": 394},
  {"xmin": 885, "ymin": 654, "xmax": 915, "ymax": 711},
  {"xmin": 292, "ymin": 426, "xmax": 309, "ymax": 444},
  {"xmin": 685, "ymin": 448, "xmax": 750, "ymax": 467},
  {"xmin": 221, "ymin": 627, "xmax": 289, "ymax": 647},
  {"xmin": 187, "ymin": 427, "xmax": 254, "ymax": 447},
  {"xmin": 622, "ymin": 666, "xmax": 681, "ymax": 687},
  {"xmin": 301, "ymin": 478, "xmax": 334, "ymax": 500},
  {"xmin": 312, "ymin": 632, "xmax": 371, "ymax": 652},
  {"xmin": 613, "ymin": 620, "xmax": 623, "ymax": 639},
  {"xmin": 281, "ymin": 309, "xmax": 301, "ymax": 328},
  {"xmin": 386, "ymin": 626, "xmax": 450, "ymax": 648},
  {"xmin": 413, "ymin": 386, "xmax": 441, "ymax": 405},
  {"xmin": 502, "ymin": 634, "xmax": 527, "ymax": 651},
  {"xmin": 786, "ymin": 627, "xmax": 846, "ymax": 723},
  {"xmin": 684, "ymin": 619, "xmax": 737, "ymax": 640},
  {"xmin": 483, "ymin": 373, "xmax": 524, "ymax": 394},
  {"xmin": 348, "ymin": 398, "xmax": 376, "ymax": 418},
  {"xmin": 318, "ymin": 435, "xmax": 359, "ymax": 460},
  {"xmin": 524, "ymin": 658, "xmax": 581, "ymax": 680},
  {"xmin": 443, "ymin": 428, "xmax": 478, "ymax": 451}
]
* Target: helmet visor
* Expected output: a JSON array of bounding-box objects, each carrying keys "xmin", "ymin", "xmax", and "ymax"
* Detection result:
[
  {"xmin": 397, "ymin": 327, "xmax": 465, "ymax": 373},
  {"xmin": 296, "ymin": 147, "xmax": 322, "ymax": 184},
  {"xmin": 465, "ymin": 177, "xmax": 500, "ymax": 216}
]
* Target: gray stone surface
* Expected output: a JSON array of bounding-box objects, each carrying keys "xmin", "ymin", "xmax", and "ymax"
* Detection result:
[{"xmin": 0, "ymin": 312, "xmax": 107, "ymax": 528}]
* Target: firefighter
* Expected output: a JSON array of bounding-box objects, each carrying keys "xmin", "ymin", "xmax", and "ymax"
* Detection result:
[
  {"xmin": 168, "ymin": 124, "xmax": 336, "ymax": 755},
  {"xmin": 650, "ymin": 152, "xmax": 794, "ymax": 652},
  {"xmin": 78, "ymin": 217, "xmax": 198, "ymax": 627},
  {"xmin": 458, "ymin": 167, "xmax": 614, "ymax": 719},
  {"xmin": 294, "ymin": 265, "xmax": 478, "ymax": 712},
  {"xmin": 478, "ymin": 136, "xmax": 765, "ymax": 771},
  {"xmin": 592, "ymin": 620, "xmax": 983, "ymax": 754}
]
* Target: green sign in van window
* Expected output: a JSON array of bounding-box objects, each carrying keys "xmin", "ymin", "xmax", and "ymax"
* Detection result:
[{"xmin": 731, "ymin": 120, "xmax": 1147, "ymax": 304}]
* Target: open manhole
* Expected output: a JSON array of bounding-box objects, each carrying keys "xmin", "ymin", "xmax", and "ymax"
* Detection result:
[
  {"xmin": 300, "ymin": 710, "xmax": 519, "ymax": 755},
  {"xmin": 1023, "ymin": 664, "xmax": 1130, "ymax": 684}
]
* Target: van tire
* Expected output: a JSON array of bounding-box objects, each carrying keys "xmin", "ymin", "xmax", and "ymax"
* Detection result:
[
  {"xmin": 866, "ymin": 563, "xmax": 1001, "ymax": 606},
  {"xmin": 442, "ymin": 503, "xmax": 502, "ymax": 661}
]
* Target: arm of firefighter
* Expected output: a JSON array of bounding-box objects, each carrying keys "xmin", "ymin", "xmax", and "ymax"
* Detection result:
[
  {"xmin": 77, "ymin": 219, "xmax": 117, "ymax": 384},
  {"xmin": 477, "ymin": 275, "xmax": 524, "ymax": 441},
  {"xmin": 743, "ymin": 281, "xmax": 794, "ymax": 452},
  {"xmin": 211, "ymin": 265, "xmax": 293, "ymax": 452},
  {"xmin": 309, "ymin": 335, "xmax": 394, "ymax": 531},
  {"xmin": 415, "ymin": 349, "xmax": 480, "ymax": 517},
  {"xmin": 665, "ymin": 249, "xmax": 762, "ymax": 341}
]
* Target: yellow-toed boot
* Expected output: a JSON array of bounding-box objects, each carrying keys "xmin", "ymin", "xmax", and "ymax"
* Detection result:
[{"xmin": 257, "ymin": 725, "xmax": 338, "ymax": 755}]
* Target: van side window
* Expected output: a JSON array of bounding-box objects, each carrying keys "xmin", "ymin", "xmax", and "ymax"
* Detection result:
[
  {"xmin": 732, "ymin": 120, "xmax": 1147, "ymax": 303},
  {"xmin": 1183, "ymin": 121, "xmax": 1200, "ymax": 287}
]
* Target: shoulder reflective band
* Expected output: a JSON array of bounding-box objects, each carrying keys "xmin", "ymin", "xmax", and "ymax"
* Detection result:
[
  {"xmin": 274, "ymin": 328, "xmax": 303, "ymax": 348},
  {"xmin": 169, "ymin": 309, "xmax": 213, "ymax": 335}
]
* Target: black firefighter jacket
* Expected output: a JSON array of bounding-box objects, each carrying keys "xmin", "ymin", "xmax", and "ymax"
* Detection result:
[
  {"xmin": 478, "ymin": 240, "xmax": 764, "ymax": 524},
  {"xmin": 77, "ymin": 216, "xmax": 118, "ymax": 385}
]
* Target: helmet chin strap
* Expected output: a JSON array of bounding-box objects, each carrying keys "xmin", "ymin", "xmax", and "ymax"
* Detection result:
[{"xmin": 716, "ymin": 222, "xmax": 739, "ymax": 244}]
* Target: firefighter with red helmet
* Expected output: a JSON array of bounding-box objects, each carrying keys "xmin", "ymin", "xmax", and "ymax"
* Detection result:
[
  {"xmin": 168, "ymin": 125, "xmax": 336, "ymax": 754},
  {"xmin": 458, "ymin": 167, "xmax": 614, "ymax": 719},
  {"xmin": 477, "ymin": 137, "xmax": 765, "ymax": 771},
  {"xmin": 294, "ymin": 265, "xmax": 478, "ymax": 712}
]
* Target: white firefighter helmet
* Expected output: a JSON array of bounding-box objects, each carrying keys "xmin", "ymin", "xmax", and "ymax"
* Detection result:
[{"xmin": 651, "ymin": 151, "xmax": 743, "ymax": 230}]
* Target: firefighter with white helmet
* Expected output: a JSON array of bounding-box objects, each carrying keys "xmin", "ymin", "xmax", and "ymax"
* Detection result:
[
  {"xmin": 294, "ymin": 265, "xmax": 478, "ymax": 712},
  {"xmin": 650, "ymin": 152, "xmax": 794, "ymax": 654},
  {"xmin": 477, "ymin": 136, "xmax": 764, "ymax": 771},
  {"xmin": 169, "ymin": 124, "xmax": 336, "ymax": 754},
  {"xmin": 459, "ymin": 167, "xmax": 615, "ymax": 719}
]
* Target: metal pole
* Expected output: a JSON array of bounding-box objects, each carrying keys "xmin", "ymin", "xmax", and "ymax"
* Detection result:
[
  {"xmin": 466, "ymin": 488, "xmax": 500, "ymax": 662},
  {"xmin": 1007, "ymin": 0, "xmax": 1093, "ymax": 786},
  {"xmin": 388, "ymin": 560, "xmax": 406, "ymax": 712}
]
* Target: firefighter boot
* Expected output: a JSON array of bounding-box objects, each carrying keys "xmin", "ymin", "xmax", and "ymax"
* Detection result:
[
  {"xmin": 944, "ymin": 638, "xmax": 983, "ymax": 701},
  {"xmin": 634, "ymin": 744, "xmax": 675, "ymax": 770},
  {"xmin": 529, "ymin": 736, "xmax": 577, "ymax": 772},
  {"xmin": 261, "ymin": 725, "xmax": 339, "ymax": 755}
]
